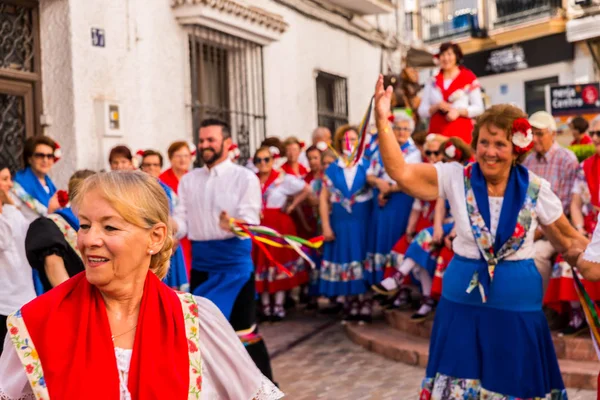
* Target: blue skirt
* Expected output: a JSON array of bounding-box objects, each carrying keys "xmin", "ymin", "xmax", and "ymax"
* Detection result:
[
  {"xmin": 162, "ymin": 246, "xmax": 189, "ymax": 292},
  {"xmin": 320, "ymin": 201, "xmax": 371, "ymax": 297},
  {"xmin": 422, "ymin": 255, "xmax": 566, "ymax": 399},
  {"xmin": 406, "ymin": 222, "xmax": 454, "ymax": 277},
  {"xmin": 364, "ymin": 190, "xmax": 414, "ymax": 285}
]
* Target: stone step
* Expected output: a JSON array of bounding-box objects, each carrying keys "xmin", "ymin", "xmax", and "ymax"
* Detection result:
[
  {"xmin": 385, "ymin": 309, "xmax": 600, "ymax": 362},
  {"xmin": 345, "ymin": 321, "xmax": 599, "ymax": 390}
]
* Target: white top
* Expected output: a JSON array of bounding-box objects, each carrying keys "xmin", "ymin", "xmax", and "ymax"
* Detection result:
[
  {"xmin": 0, "ymin": 205, "xmax": 36, "ymax": 316},
  {"xmin": 418, "ymin": 74, "xmax": 484, "ymax": 120},
  {"xmin": 584, "ymin": 222, "xmax": 600, "ymax": 263},
  {"xmin": 434, "ymin": 162, "xmax": 563, "ymax": 260},
  {"xmin": 173, "ymin": 159, "xmax": 262, "ymax": 241},
  {"xmin": 263, "ymin": 174, "xmax": 305, "ymax": 209},
  {"xmin": 0, "ymin": 297, "xmax": 283, "ymax": 400},
  {"xmin": 338, "ymin": 158, "xmax": 358, "ymax": 189}
]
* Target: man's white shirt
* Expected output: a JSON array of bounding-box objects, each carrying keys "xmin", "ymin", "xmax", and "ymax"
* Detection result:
[{"xmin": 173, "ymin": 159, "xmax": 261, "ymax": 241}]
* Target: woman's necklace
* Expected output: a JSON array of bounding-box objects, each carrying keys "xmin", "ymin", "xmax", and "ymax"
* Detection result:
[{"xmin": 111, "ymin": 324, "xmax": 138, "ymax": 342}]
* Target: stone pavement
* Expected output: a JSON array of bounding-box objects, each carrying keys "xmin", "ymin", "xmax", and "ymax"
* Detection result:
[{"xmin": 261, "ymin": 312, "xmax": 597, "ymax": 400}]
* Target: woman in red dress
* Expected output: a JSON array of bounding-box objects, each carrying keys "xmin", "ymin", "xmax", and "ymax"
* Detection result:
[
  {"xmin": 418, "ymin": 42, "xmax": 484, "ymax": 144},
  {"xmin": 253, "ymin": 146, "xmax": 311, "ymax": 321},
  {"xmin": 159, "ymin": 141, "xmax": 194, "ymax": 274}
]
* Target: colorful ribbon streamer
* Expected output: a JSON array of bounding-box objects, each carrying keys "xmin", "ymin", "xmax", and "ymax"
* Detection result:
[
  {"xmin": 346, "ymin": 96, "xmax": 374, "ymax": 167},
  {"xmin": 571, "ymin": 266, "xmax": 600, "ymax": 361},
  {"xmin": 229, "ymin": 219, "xmax": 324, "ymax": 275}
]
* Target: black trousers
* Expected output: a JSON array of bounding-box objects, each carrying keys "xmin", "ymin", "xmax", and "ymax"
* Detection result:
[
  {"xmin": 0, "ymin": 314, "xmax": 7, "ymax": 356},
  {"xmin": 190, "ymin": 270, "xmax": 274, "ymax": 381}
]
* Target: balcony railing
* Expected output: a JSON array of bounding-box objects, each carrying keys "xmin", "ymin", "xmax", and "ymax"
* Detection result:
[
  {"xmin": 492, "ymin": 0, "xmax": 562, "ymax": 27},
  {"xmin": 409, "ymin": 0, "xmax": 563, "ymax": 43},
  {"xmin": 412, "ymin": 0, "xmax": 479, "ymax": 42}
]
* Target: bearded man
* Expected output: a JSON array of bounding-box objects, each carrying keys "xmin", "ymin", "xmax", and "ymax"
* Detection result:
[{"xmin": 173, "ymin": 118, "xmax": 274, "ymax": 380}]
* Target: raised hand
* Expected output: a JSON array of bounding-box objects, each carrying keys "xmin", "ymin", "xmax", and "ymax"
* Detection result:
[{"xmin": 374, "ymin": 74, "xmax": 393, "ymax": 122}]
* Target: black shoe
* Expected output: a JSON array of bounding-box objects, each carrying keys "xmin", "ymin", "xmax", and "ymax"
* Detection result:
[
  {"xmin": 284, "ymin": 294, "xmax": 296, "ymax": 310},
  {"xmin": 371, "ymin": 282, "xmax": 399, "ymax": 297},
  {"xmin": 410, "ymin": 297, "xmax": 436, "ymax": 322},
  {"xmin": 271, "ymin": 306, "xmax": 285, "ymax": 323},
  {"xmin": 305, "ymin": 299, "xmax": 319, "ymax": 311},
  {"xmin": 319, "ymin": 303, "xmax": 343, "ymax": 315},
  {"xmin": 343, "ymin": 301, "xmax": 360, "ymax": 322}
]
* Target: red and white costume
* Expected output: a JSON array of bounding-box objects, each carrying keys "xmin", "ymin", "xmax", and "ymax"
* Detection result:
[
  {"xmin": 418, "ymin": 66, "xmax": 484, "ymax": 144},
  {"xmin": 254, "ymin": 170, "xmax": 308, "ymax": 293}
]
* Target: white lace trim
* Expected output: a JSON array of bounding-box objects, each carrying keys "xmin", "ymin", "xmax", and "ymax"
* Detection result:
[
  {"xmin": 0, "ymin": 390, "xmax": 36, "ymax": 400},
  {"xmin": 250, "ymin": 376, "xmax": 284, "ymax": 400}
]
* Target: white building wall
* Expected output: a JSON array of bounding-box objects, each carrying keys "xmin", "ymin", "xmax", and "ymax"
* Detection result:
[
  {"xmin": 260, "ymin": 0, "xmax": 387, "ymax": 141},
  {"xmin": 40, "ymin": 0, "xmax": 192, "ymax": 185},
  {"xmin": 39, "ymin": 0, "xmax": 77, "ymax": 186},
  {"xmin": 39, "ymin": 0, "xmax": 398, "ymax": 185}
]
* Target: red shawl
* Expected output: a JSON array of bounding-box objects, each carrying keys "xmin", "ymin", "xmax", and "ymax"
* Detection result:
[
  {"xmin": 584, "ymin": 154, "xmax": 600, "ymax": 208},
  {"xmin": 281, "ymin": 162, "xmax": 308, "ymax": 178},
  {"xmin": 20, "ymin": 272, "xmax": 189, "ymax": 399},
  {"xmin": 259, "ymin": 169, "xmax": 281, "ymax": 209},
  {"xmin": 159, "ymin": 168, "xmax": 183, "ymax": 194},
  {"xmin": 428, "ymin": 66, "xmax": 479, "ymax": 144}
]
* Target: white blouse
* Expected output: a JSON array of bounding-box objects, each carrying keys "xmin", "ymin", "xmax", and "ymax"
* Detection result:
[
  {"xmin": 0, "ymin": 205, "xmax": 36, "ymax": 317},
  {"xmin": 418, "ymin": 75, "xmax": 484, "ymax": 120},
  {"xmin": 0, "ymin": 297, "xmax": 283, "ymax": 400},
  {"xmin": 435, "ymin": 162, "xmax": 563, "ymax": 260},
  {"xmin": 584, "ymin": 222, "xmax": 600, "ymax": 263},
  {"xmin": 263, "ymin": 174, "xmax": 305, "ymax": 209}
]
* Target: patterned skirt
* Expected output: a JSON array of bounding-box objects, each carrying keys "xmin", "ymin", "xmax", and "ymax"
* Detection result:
[
  {"xmin": 319, "ymin": 201, "xmax": 371, "ymax": 297},
  {"xmin": 422, "ymin": 255, "xmax": 566, "ymax": 399},
  {"xmin": 364, "ymin": 190, "xmax": 414, "ymax": 285}
]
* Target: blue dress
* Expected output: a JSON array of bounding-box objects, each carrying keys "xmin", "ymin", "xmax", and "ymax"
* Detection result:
[
  {"xmin": 364, "ymin": 141, "xmax": 419, "ymax": 285},
  {"xmin": 159, "ymin": 181, "xmax": 189, "ymax": 292},
  {"xmin": 421, "ymin": 163, "xmax": 566, "ymax": 399},
  {"xmin": 319, "ymin": 159, "xmax": 372, "ymax": 297}
]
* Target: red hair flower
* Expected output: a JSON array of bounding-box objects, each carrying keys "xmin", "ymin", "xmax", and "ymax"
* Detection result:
[
  {"xmin": 228, "ymin": 143, "xmax": 241, "ymax": 161},
  {"xmin": 57, "ymin": 190, "xmax": 69, "ymax": 208},
  {"xmin": 299, "ymin": 140, "xmax": 306, "ymax": 149},
  {"xmin": 512, "ymin": 118, "xmax": 534, "ymax": 154},
  {"xmin": 387, "ymin": 114, "xmax": 394, "ymax": 123},
  {"xmin": 269, "ymin": 146, "xmax": 281, "ymax": 159},
  {"xmin": 53, "ymin": 142, "xmax": 62, "ymax": 163}
]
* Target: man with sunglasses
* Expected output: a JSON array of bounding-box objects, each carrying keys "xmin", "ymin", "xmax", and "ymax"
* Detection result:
[{"xmin": 173, "ymin": 118, "xmax": 275, "ymax": 381}]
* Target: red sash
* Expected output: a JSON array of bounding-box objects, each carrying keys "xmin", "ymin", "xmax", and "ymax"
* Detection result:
[
  {"xmin": 281, "ymin": 162, "xmax": 308, "ymax": 177},
  {"xmin": 428, "ymin": 66, "xmax": 479, "ymax": 144},
  {"xmin": 159, "ymin": 168, "xmax": 183, "ymax": 193},
  {"xmin": 584, "ymin": 154, "xmax": 600, "ymax": 208},
  {"xmin": 260, "ymin": 169, "xmax": 281, "ymax": 208},
  {"xmin": 20, "ymin": 272, "xmax": 189, "ymax": 399}
]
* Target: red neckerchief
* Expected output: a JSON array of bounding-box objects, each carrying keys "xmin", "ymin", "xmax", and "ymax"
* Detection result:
[
  {"xmin": 20, "ymin": 272, "xmax": 189, "ymax": 399},
  {"xmin": 259, "ymin": 169, "xmax": 281, "ymax": 208},
  {"xmin": 281, "ymin": 162, "xmax": 308, "ymax": 177},
  {"xmin": 435, "ymin": 66, "xmax": 478, "ymax": 102},
  {"xmin": 159, "ymin": 168, "xmax": 183, "ymax": 194},
  {"xmin": 304, "ymin": 172, "xmax": 316, "ymax": 185},
  {"xmin": 584, "ymin": 154, "xmax": 600, "ymax": 208}
]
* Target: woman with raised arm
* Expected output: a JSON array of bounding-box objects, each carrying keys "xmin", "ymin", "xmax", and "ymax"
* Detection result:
[{"xmin": 375, "ymin": 75, "xmax": 588, "ymax": 398}]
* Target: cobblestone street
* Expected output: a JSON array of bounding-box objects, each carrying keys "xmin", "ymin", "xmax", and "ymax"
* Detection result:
[{"xmin": 261, "ymin": 312, "xmax": 597, "ymax": 400}]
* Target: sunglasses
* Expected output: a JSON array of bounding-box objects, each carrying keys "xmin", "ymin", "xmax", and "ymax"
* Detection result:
[
  {"xmin": 254, "ymin": 156, "xmax": 271, "ymax": 164},
  {"xmin": 590, "ymin": 130, "xmax": 600, "ymax": 137},
  {"xmin": 425, "ymin": 150, "xmax": 441, "ymax": 157},
  {"xmin": 142, "ymin": 163, "xmax": 161, "ymax": 168},
  {"xmin": 32, "ymin": 153, "xmax": 55, "ymax": 160},
  {"xmin": 393, "ymin": 126, "xmax": 411, "ymax": 132}
]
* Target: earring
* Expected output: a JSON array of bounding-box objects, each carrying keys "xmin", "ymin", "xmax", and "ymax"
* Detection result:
[{"xmin": 148, "ymin": 250, "xmax": 154, "ymax": 255}]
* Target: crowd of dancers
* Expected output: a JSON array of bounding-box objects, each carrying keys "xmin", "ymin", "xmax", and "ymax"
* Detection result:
[{"xmin": 1, "ymin": 40, "xmax": 600, "ymax": 399}]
